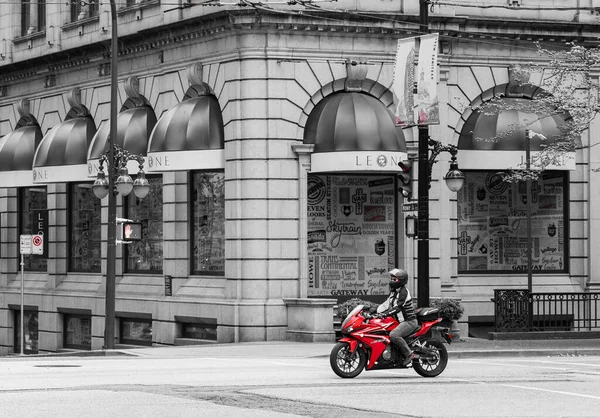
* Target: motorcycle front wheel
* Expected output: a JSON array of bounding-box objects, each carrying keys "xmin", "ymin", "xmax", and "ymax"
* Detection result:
[
  {"xmin": 412, "ymin": 339, "xmax": 448, "ymax": 378},
  {"xmin": 329, "ymin": 342, "xmax": 367, "ymax": 378}
]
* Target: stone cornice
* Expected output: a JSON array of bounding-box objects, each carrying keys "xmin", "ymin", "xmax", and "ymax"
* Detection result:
[{"xmin": 1, "ymin": 8, "xmax": 600, "ymax": 84}]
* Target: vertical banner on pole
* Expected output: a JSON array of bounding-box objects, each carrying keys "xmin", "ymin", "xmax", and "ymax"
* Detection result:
[
  {"xmin": 393, "ymin": 37, "xmax": 417, "ymax": 126},
  {"xmin": 415, "ymin": 33, "xmax": 440, "ymax": 125}
]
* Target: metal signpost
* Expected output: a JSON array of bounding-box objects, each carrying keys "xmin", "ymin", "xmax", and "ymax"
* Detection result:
[{"xmin": 19, "ymin": 234, "xmax": 43, "ymax": 355}]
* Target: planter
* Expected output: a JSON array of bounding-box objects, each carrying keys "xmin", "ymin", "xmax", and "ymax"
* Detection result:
[{"xmin": 283, "ymin": 298, "xmax": 337, "ymax": 343}]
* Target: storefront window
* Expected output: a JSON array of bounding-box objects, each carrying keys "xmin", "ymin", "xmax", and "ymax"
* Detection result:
[
  {"xmin": 457, "ymin": 171, "xmax": 567, "ymax": 273},
  {"xmin": 191, "ymin": 171, "xmax": 225, "ymax": 275},
  {"xmin": 64, "ymin": 314, "xmax": 91, "ymax": 350},
  {"xmin": 69, "ymin": 183, "xmax": 101, "ymax": 272},
  {"xmin": 14, "ymin": 310, "xmax": 38, "ymax": 354},
  {"xmin": 120, "ymin": 318, "xmax": 152, "ymax": 346},
  {"xmin": 307, "ymin": 174, "xmax": 397, "ymax": 299},
  {"xmin": 19, "ymin": 187, "xmax": 47, "ymax": 271},
  {"xmin": 125, "ymin": 176, "xmax": 163, "ymax": 273}
]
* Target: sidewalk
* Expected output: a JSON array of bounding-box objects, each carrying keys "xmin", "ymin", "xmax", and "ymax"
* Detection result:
[{"xmin": 9, "ymin": 336, "xmax": 600, "ymax": 360}]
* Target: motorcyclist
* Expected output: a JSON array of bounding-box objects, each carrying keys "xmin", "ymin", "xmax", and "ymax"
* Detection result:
[{"xmin": 372, "ymin": 268, "xmax": 418, "ymax": 367}]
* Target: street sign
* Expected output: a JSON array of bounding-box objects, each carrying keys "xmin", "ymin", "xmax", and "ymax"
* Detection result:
[
  {"xmin": 19, "ymin": 234, "xmax": 44, "ymax": 255},
  {"xmin": 402, "ymin": 203, "xmax": 418, "ymax": 212},
  {"xmin": 20, "ymin": 235, "xmax": 32, "ymax": 255},
  {"xmin": 31, "ymin": 235, "xmax": 44, "ymax": 255}
]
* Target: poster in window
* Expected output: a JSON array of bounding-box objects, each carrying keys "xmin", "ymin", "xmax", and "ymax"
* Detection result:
[
  {"xmin": 307, "ymin": 174, "xmax": 396, "ymax": 297},
  {"xmin": 457, "ymin": 171, "xmax": 565, "ymax": 272}
]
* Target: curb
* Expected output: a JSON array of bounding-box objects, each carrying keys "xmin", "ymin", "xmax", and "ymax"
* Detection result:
[{"xmin": 448, "ymin": 349, "xmax": 600, "ymax": 359}]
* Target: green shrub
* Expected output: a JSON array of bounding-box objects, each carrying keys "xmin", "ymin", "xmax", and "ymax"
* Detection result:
[
  {"xmin": 336, "ymin": 298, "xmax": 378, "ymax": 320},
  {"xmin": 430, "ymin": 298, "xmax": 464, "ymax": 321}
]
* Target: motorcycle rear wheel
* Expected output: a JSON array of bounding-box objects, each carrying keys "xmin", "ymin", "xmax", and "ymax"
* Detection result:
[
  {"xmin": 330, "ymin": 342, "xmax": 367, "ymax": 378},
  {"xmin": 412, "ymin": 339, "xmax": 448, "ymax": 378}
]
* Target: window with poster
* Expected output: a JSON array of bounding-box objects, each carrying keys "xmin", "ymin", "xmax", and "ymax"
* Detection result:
[
  {"xmin": 14, "ymin": 309, "xmax": 38, "ymax": 354},
  {"xmin": 120, "ymin": 317, "xmax": 152, "ymax": 346},
  {"xmin": 19, "ymin": 186, "xmax": 47, "ymax": 272},
  {"xmin": 456, "ymin": 171, "xmax": 568, "ymax": 273},
  {"xmin": 69, "ymin": 183, "xmax": 101, "ymax": 272},
  {"xmin": 124, "ymin": 176, "xmax": 163, "ymax": 273},
  {"xmin": 63, "ymin": 314, "xmax": 92, "ymax": 350},
  {"xmin": 191, "ymin": 171, "xmax": 225, "ymax": 275},
  {"xmin": 307, "ymin": 174, "xmax": 398, "ymax": 301}
]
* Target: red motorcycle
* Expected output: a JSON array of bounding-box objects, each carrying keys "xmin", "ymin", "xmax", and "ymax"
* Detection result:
[{"xmin": 330, "ymin": 304, "xmax": 452, "ymax": 378}]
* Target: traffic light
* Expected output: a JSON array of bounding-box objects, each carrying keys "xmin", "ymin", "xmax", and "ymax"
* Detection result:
[
  {"xmin": 121, "ymin": 222, "xmax": 142, "ymax": 241},
  {"xmin": 398, "ymin": 160, "xmax": 414, "ymax": 199}
]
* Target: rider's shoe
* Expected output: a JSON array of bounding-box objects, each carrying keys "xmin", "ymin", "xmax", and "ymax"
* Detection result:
[{"xmin": 400, "ymin": 351, "xmax": 414, "ymax": 368}]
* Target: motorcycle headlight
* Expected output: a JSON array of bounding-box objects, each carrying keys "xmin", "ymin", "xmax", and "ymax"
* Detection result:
[{"xmin": 342, "ymin": 326, "xmax": 353, "ymax": 335}]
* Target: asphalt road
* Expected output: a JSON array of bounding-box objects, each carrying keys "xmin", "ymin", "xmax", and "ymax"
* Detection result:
[{"xmin": 1, "ymin": 352, "xmax": 600, "ymax": 417}]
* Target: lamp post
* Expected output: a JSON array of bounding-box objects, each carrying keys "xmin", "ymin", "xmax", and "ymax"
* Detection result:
[
  {"xmin": 415, "ymin": 0, "xmax": 465, "ymax": 308},
  {"xmin": 94, "ymin": 0, "xmax": 150, "ymax": 349},
  {"xmin": 92, "ymin": 144, "xmax": 150, "ymax": 350},
  {"xmin": 412, "ymin": 136, "xmax": 465, "ymax": 308}
]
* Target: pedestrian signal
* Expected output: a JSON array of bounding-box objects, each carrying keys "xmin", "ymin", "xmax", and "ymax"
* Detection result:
[
  {"xmin": 398, "ymin": 160, "xmax": 413, "ymax": 200},
  {"xmin": 122, "ymin": 222, "xmax": 142, "ymax": 241}
]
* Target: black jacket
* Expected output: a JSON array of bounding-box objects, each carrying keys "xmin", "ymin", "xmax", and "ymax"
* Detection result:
[{"xmin": 378, "ymin": 286, "xmax": 416, "ymax": 322}]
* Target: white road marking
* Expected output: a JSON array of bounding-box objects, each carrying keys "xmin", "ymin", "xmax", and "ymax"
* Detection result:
[
  {"xmin": 499, "ymin": 383, "xmax": 600, "ymax": 400},
  {"xmin": 457, "ymin": 359, "xmax": 600, "ymax": 374}
]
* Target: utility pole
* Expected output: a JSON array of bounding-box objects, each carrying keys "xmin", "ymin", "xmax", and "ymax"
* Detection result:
[
  {"xmin": 104, "ymin": 0, "xmax": 118, "ymax": 350},
  {"xmin": 417, "ymin": 0, "xmax": 430, "ymax": 308}
]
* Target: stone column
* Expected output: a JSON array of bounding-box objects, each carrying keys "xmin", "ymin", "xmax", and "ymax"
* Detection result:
[{"xmin": 291, "ymin": 144, "xmax": 314, "ymax": 298}]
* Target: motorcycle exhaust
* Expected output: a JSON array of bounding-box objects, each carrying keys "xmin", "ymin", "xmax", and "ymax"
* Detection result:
[{"xmin": 432, "ymin": 326, "xmax": 453, "ymax": 344}]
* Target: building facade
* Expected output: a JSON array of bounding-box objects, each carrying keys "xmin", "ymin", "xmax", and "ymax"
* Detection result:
[{"xmin": 1, "ymin": 0, "xmax": 600, "ymax": 354}]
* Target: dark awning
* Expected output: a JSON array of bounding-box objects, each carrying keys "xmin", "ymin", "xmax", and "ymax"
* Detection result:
[
  {"xmin": 146, "ymin": 94, "xmax": 224, "ymax": 172},
  {"xmin": 0, "ymin": 123, "xmax": 42, "ymax": 187},
  {"xmin": 32, "ymin": 116, "xmax": 96, "ymax": 183},
  {"xmin": 303, "ymin": 92, "xmax": 407, "ymax": 172},
  {"xmin": 87, "ymin": 106, "xmax": 157, "ymax": 178},
  {"xmin": 458, "ymin": 97, "xmax": 575, "ymax": 170}
]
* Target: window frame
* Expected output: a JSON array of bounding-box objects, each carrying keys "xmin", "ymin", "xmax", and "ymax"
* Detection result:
[{"xmin": 20, "ymin": 0, "xmax": 45, "ymax": 36}]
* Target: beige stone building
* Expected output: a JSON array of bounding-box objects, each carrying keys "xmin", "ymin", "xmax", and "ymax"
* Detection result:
[{"xmin": 1, "ymin": 0, "xmax": 599, "ymax": 354}]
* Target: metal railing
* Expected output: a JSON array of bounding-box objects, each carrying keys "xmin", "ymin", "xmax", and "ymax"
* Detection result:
[{"xmin": 493, "ymin": 289, "xmax": 600, "ymax": 332}]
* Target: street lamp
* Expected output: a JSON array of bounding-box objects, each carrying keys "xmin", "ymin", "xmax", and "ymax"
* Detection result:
[
  {"xmin": 427, "ymin": 138, "xmax": 465, "ymax": 192},
  {"xmin": 92, "ymin": 145, "xmax": 150, "ymax": 200}
]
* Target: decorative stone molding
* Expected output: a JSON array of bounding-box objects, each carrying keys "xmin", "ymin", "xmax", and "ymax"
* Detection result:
[
  {"xmin": 16, "ymin": 98, "xmax": 36, "ymax": 126},
  {"xmin": 16, "ymin": 98, "xmax": 30, "ymax": 118},
  {"xmin": 345, "ymin": 58, "xmax": 368, "ymax": 92},
  {"xmin": 66, "ymin": 87, "xmax": 88, "ymax": 117},
  {"xmin": 124, "ymin": 75, "xmax": 142, "ymax": 99},
  {"xmin": 187, "ymin": 62, "xmax": 203, "ymax": 86}
]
